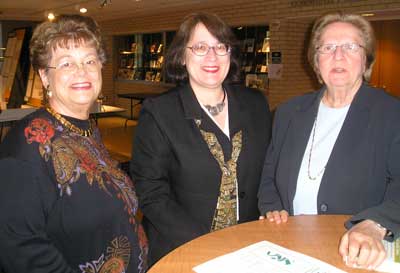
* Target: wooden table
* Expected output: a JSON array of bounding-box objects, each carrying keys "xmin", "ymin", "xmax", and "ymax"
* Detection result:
[
  {"xmin": 149, "ymin": 215, "xmax": 372, "ymax": 273},
  {"xmin": 117, "ymin": 93, "xmax": 160, "ymax": 126}
]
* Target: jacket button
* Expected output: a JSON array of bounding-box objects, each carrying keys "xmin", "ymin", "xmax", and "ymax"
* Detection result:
[
  {"xmin": 320, "ymin": 203, "xmax": 328, "ymax": 212},
  {"xmin": 239, "ymin": 191, "xmax": 246, "ymax": 199}
]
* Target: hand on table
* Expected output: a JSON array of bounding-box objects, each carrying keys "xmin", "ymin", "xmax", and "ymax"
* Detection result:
[
  {"xmin": 339, "ymin": 219, "xmax": 387, "ymax": 270},
  {"xmin": 259, "ymin": 210, "xmax": 288, "ymax": 224}
]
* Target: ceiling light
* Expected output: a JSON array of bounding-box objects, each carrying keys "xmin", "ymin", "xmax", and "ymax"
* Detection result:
[
  {"xmin": 48, "ymin": 13, "xmax": 55, "ymax": 20},
  {"xmin": 361, "ymin": 13, "xmax": 375, "ymax": 17},
  {"xmin": 80, "ymin": 7, "xmax": 88, "ymax": 13}
]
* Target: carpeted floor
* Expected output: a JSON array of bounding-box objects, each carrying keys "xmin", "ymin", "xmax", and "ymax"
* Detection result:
[{"xmin": 97, "ymin": 116, "xmax": 137, "ymax": 165}]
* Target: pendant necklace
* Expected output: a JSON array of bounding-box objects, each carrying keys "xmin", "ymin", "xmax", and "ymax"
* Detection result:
[{"xmin": 204, "ymin": 88, "xmax": 226, "ymax": 116}]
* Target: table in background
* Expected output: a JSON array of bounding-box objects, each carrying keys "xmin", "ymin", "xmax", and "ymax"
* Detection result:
[
  {"xmin": 117, "ymin": 93, "xmax": 160, "ymax": 127},
  {"xmin": 0, "ymin": 107, "xmax": 37, "ymax": 141},
  {"xmin": 90, "ymin": 105, "xmax": 126, "ymax": 124},
  {"xmin": 148, "ymin": 215, "xmax": 372, "ymax": 273}
]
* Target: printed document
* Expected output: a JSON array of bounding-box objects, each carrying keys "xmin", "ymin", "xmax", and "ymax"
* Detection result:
[{"xmin": 193, "ymin": 241, "xmax": 346, "ymax": 273}]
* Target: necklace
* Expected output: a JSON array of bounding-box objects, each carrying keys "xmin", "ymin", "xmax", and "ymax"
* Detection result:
[
  {"xmin": 204, "ymin": 89, "xmax": 226, "ymax": 116},
  {"xmin": 46, "ymin": 107, "xmax": 93, "ymax": 137},
  {"xmin": 307, "ymin": 112, "xmax": 326, "ymax": 180}
]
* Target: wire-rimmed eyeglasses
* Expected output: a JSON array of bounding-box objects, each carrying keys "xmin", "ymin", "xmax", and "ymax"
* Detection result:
[
  {"xmin": 187, "ymin": 42, "xmax": 231, "ymax": 56},
  {"xmin": 316, "ymin": 43, "xmax": 365, "ymax": 55},
  {"xmin": 47, "ymin": 58, "xmax": 101, "ymax": 73}
]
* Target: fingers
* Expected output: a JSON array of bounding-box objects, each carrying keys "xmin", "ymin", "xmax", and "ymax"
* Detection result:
[
  {"xmin": 370, "ymin": 242, "xmax": 386, "ymax": 270},
  {"xmin": 347, "ymin": 235, "xmax": 361, "ymax": 266},
  {"xmin": 280, "ymin": 210, "xmax": 289, "ymax": 222},
  {"xmin": 264, "ymin": 210, "xmax": 288, "ymax": 224},
  {"xmin": 338, "ymin": 232, "xmax": 349, "ymax": 261},
  {"xmin": 340, "ymin": 221, "xmax": 387, "ymax": 270}
]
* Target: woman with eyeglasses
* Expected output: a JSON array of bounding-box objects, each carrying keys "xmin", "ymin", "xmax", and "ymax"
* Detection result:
[
  {"xmin": 258, "ymin": 11, "xmax": 400, "ymax": 270},
  {"xmin": 0, "ymin": 15, "xmax": 148, "ymax": 272},
  {"xmin": 130, "ymin": 12, "xmax": 271, "ymax": 265}
]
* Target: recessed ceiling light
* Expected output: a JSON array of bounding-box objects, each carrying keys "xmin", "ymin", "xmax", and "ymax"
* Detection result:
[
  {"xmin": 80, "ymin": 7, "xmax": 88, "ymax": 13},
  {"xmin": 48, "ymin": 13, "xmax": 55, "ymax": 20},
  {"xmin": 361, "ymin": 13, "xmax": 375, "ymax": 17}
]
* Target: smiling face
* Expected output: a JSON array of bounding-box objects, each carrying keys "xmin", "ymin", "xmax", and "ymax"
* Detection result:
[
  {"xmin": 184, "ymin": 23, "xmax": 231, "ymax": 92},
  {"xmin": 39, "ymin": 44, "xmax": 102, "ymax": 119},
  {"xmin": 317, "ymin": 22, "xmax": 366, "ymax": 92}
]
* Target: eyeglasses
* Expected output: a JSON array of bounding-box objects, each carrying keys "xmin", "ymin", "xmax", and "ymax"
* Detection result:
[
  {"xmin": 187, "ymin": 42, "xmax": 231, "ymax": 56},
  {"xmin": 47, "ymin": 58, "xmax": 101, "ymax": 73},
  {"xmin": 316, "ymin": 43, "xmax": 365, "ymax": 54}
]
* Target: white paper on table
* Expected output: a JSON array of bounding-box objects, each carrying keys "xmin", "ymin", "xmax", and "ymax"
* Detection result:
[
  {"xmin": 375, "ymin": 239, "xmax": 400, "ymax": 273},
  {"xmin": 193, "ymin": 241, "xmax": 347, "ymax": 273}
]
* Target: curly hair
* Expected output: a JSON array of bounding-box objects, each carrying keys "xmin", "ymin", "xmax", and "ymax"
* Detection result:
[{"xmin": 30, "ymin": 14, "xmax": 107, "ymax": 72}]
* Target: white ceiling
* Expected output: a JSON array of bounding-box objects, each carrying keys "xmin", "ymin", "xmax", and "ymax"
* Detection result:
[
  {"xmin": 0, "ymin": 0, "xmax": 221, "ymax": 22},
  {"xmin": 1, "ymin": 0, "xmax": 400, "ymax": 23}
]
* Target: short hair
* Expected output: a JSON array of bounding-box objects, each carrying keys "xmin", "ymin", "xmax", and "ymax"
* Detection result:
[
  {"xmin": 30, "ymin": 14, "xmax": 106, "ymax": 72},
  {"xmin": 307, "ymin": 11, "xmax": 376, "ymax": 83},
  {"xmin": 165, "ymin": 12, "xmax": 240, "ymax": 83}
]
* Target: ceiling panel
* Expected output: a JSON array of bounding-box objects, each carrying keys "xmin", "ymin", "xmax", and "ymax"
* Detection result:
[{"xmin": 0, "ymin": 0, "xmax": 219, "ymax": 22}]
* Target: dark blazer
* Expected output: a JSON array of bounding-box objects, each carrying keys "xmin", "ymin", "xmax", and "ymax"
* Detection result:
[
  {"xmin": 131, "ymin": 83, "xmax": 271, "ymax": 264},
  {"xmin": 258, "ymin": 84, "xmax": 400, "ymax": 239}
]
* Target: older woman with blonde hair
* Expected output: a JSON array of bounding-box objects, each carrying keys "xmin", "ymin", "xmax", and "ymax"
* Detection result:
[
  {"xmin": 258, "ymin": 11, "xmax": 400, "ymax": 270},
  {"xmin": 0, "ymin": 15, "xmax": 147, "ymax": 272}
]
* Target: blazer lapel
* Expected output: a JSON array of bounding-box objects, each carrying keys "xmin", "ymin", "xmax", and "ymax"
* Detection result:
[
  {"xmin": 286, "ymin": 90, "xmax": 323, "ymax": 213},
  {"xmin": 320, "ymin": 84, "xmax": 371, "ymax": 189},
  {"xmin": 227, "ymin": 85, "xmax": 248, "ymax": 137},
  {"xmin": 179, "ymin": 84, "xmax": 203, "ymax": 121}
]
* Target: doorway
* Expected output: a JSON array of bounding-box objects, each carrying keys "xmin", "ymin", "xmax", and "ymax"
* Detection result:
[{"xmin": 370, "ymin": 20, "xmax": 400, "ymax": 97}]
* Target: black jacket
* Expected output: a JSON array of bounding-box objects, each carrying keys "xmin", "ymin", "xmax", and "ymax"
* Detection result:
[
  {"xmin": 258, "ymin": 84, "xmax": 400, "ymax": 239},
  {"xmin": 130, "ymin": 83, "xmax": 271, "ymax": 264}
]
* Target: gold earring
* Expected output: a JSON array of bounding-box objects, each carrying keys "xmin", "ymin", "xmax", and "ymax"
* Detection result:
[{"xmin": 46, "ymin": 85, "xmax": 52, "ymax": 98}]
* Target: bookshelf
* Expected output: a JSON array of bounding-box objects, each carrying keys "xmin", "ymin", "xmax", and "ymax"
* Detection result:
[
  {"xmin": 233, "ymin": 25, "xmax": 269, "ymax": 91},
  {"xmin": 115, "ymin": 31, "xmax": 175, "ymax": 84}
]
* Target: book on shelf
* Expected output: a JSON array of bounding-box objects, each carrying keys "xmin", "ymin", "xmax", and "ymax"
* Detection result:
[
  {"xmin": 134, "ymin": 70, "xmax": 143, "ymax": 80},
  {"xmin": 120, "ymin": 58, "xmax": 127, "ymax": 68},
  {"xmin": 127, "ymin": 58, "xmax": 134, "ymax": 68},
  {"xmin": 245, "ymin": 73, "xmax": 268, "ymax": 90},
  {"xmin": 157, "ymin": 55, "xmax": 164, "ymax": 65},
  {"xmin": 157, "ymin": 44, "xmax": 163, "ymax": 53},
  {"xmin": 262, "ymin": 38, "xmax": 270, "ymax": 53},
  {"xmin": 260, "ymin": 65, "xmax": 268, "ymax": 73},
  {"xmin": 244, "ymin": 66, "xmax": 252, "ymax": 73},
  {"xmin": 117, "ymin": 68, "xmax": 135, "ymax": 80},
  {"xmin": 145, "ymin": 71, "xmax": 154, "ymax": 81},
  {"xmin": 150, "ymin": 44, "xmax": 157, "ymax": 53},
  {"xmin": 245, "ymin": 38, "xmax": 255, "ymax": 53},
  {"xmin": 155, "ymin": 72, "xmax": 161, "ymax": 82},
  {"xmin": 131, "ymin": 43, "xmax": 137, "ymax": 52}
]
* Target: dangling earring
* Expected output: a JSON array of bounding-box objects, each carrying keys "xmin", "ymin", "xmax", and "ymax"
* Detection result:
[{"xmin": 46, "ymin": 85, "xmax": 52, "ymax": 98}]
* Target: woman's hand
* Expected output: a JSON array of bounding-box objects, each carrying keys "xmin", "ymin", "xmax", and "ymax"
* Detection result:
[
  {"xmin": 339, "ymin": 219, "xmax": 387, "ymax": 270},
  {"xmin": 259, "ymin": 210, "xmax": 288, "ymax": 224}
]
